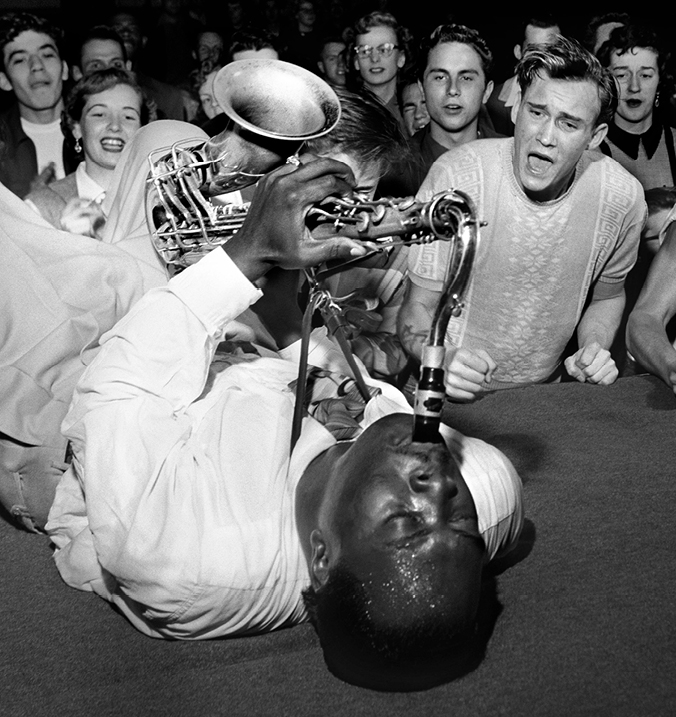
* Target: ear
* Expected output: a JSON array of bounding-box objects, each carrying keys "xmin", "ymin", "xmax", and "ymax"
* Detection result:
[
  {"xmin": 0, "ymin": 71, "xmax": 12, "ymax": 92},
  {"xmin": 309, "ymin": 529, "xmax": 331, "ymax": 590},
  {"xmin": 317, "ymin": 59, "xmax": 325, "ymax": 74},
  {"xmin": 397, "ymin": 51, "xmax": 406, "ymax": 70},
  {"xmin": 482, "ymin": 79, "xmax": 494, "ymax": 104},
  {"xmin": 587, "ymin": 122, "xmax": 608, "ymax": 151},
  {"xmin": 514, "ymin": 43, "xmax": 522, "ymax": 61},
  {"xmin": 125, "ymin": 60, "xmax": 132, "ymax": 72},
  {"xmin": 72, "ymin": 122, "xmax": 83, "ymax": 141},
  {"xmin": 72, "ymin": 65, "xmax": 83, "ymax": 82},
  {"xmin": 353, "ymin": 54, "xmax": 360, "ymax": 71},
  {"xmin": 61, "ymin": 60, "xmax": 69, "ymax": 82}
]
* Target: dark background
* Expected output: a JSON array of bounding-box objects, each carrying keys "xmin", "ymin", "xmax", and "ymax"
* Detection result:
[{"xmin": 0, "ymin": 1, "xmax": 660, "ymax": 84}]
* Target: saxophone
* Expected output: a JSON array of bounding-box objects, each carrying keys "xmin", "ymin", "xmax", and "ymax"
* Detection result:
[{"xmin": 144, "ymin": 60, "xmax": 480, "ymax": 443}]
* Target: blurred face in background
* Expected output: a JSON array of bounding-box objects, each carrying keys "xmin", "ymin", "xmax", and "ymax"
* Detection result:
[
  {"xmin": 318, "ymin": 41, "xmax": 347, "ymax": 87},
  {"xmin": 198, "ymin": 71, "xmax": 222, "ymax": 119},
  {"xmin": 400, "ymin": 81, "xmax": 429, "ymax": 136},
  {"xmin": 110, "ymin": 13, "xmax": 143, "ymax": 64},
  {"xmin": 76, "ymin": 39, "xmax": 129, "ymax": 80},
  {"xmin": 196, "ymin": 31, "xmax": 223, "ymax": 70}
]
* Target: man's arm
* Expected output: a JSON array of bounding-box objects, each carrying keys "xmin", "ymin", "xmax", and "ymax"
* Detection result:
[
  {"xmin": 398, "ymin": 280, "xmax": 496, "ymax": 402},
  {"xmin": 627, "ymin": 227, "xmax": 676, "ymax": 393},
  {"xmin": 564, "ymin": 290, "xmax": 625, "ymax": 385},
  {"xmin": 57, "ymin": 159, "xmax": 373, "ymax": 613},
  {"xmin": 397, "ymin": 279, "xmax": 437, "ymax": 361}
]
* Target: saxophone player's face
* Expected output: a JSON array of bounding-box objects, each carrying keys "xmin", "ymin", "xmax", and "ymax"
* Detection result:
[{"xmin": 316, "ymin": 150, "xmax": 382, "ymax": 200}]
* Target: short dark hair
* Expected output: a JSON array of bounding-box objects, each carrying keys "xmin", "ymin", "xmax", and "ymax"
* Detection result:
[
  {"xmin": 520, "ymin": 14, "xmax": 561, "ymax": 40},
  {"xmin": 75, "ymin": 25, "xmax": 128, "ymax": 69},
  {"xmin": 418, "ymin": 24, "xmax": 493, "ymax": 82},
  {"xmin": 302, "ymin": 558, "xmax": 491, "ymax": 691},
  {"xmin": 583, "ymin": 13, "xmax": 631, "ymax": 53},
  {"xmin": 319, "ymin": 35, "xmax": 346, "ymax": 53},
  {"xmin": 228, "ymin": 28, "xmax": 277, "ymax": 60},
  {"xmin": 517, "ymin": 35, "xmax": 617, "ymax": 126},
  {"xmin": 0, "ymin": 12, "xmax": 63, "ymax": 72},
  {"xmin": 304, "ymin": 86, "xmax": 407, "ymax": 176},
  {"xmin": 645, "ymin": 186, "xmax": 676, "ymax": 215},
  {"xmin": 64, "ymin": 67, "xmax": 149, "ymax": 128},
  {"xmin": 396, "ymin": 69, "xmax": 421, "ymax": 110}
]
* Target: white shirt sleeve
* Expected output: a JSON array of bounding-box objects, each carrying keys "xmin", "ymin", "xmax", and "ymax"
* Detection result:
[{"xmin": 54, "ymin": 248, "xmax": 264, "ymax": 622}]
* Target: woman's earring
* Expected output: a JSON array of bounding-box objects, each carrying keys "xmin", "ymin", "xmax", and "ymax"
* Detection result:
[
  {"xmin": 75, "ymin": 137, "xmax": 82, "ymax": 154},
  {"xmin": 655, "ymin": 92, "xmax": 660, "ymax": 108}
]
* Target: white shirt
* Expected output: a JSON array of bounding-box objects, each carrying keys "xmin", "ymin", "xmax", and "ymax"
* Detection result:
[
  {"xmin": 74, "ymin": 162, "xmax": 106, "ymax": 206},
  {"xmin": 20, "ymin": 117, "xmax": 65, "ymax": 179},
  {"xmin": 47, "ymin": 248, "xmax": 523, "ymax": 640}
]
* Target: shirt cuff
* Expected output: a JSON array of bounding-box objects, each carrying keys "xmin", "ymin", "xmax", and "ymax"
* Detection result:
[
  {"xmin": 279, "ymin": 326, "xmax": 336, "ymax": 366},
  {"xmin": 169, "ymin": 247, "xmax": 262, "ymax": 334}
]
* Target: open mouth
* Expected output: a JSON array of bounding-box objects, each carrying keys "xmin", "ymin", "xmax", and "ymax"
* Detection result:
[
  {"xmin": 625, "ymin": 99, "xmax": 643, "ymax": 109},
  {"xmin": 101, "ymin": 138, "xmax": 125, "ymax": 152},
  {"xmin": 527, "ymin": 152, "xmax": 554, "ymax": 173}
]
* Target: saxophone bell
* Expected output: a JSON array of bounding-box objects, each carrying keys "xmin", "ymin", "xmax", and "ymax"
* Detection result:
[{"xmin": 146, "ymin": 59, "xmax": 342, "ymax": 266}]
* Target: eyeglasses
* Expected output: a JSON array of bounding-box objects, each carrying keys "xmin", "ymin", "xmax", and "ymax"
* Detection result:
[{"xmin": 354, "ymin": 43, "xmax": 399, "ymax": 60}]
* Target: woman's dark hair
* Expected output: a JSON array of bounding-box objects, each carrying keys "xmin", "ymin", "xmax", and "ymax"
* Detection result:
[
  {"xmin": 583, "ymin": 13, "xmax": 631, "ymax": 53},
  {"xmin": 596, "ymin": 24, "xmax": 672, "ymax": 101}
]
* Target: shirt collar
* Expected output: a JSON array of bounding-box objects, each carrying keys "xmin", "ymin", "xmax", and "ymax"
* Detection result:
[
  {"xmin": 607, "ymin": 119, "xmax": 663, "ymax": 160},
  {"xmin": 74, "ymin": 162, "xmax": 106, "ymax": 205}
]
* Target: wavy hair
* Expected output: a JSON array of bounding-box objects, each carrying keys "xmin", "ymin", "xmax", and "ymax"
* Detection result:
[{"xmin": 517, "ymin": 35, "xmax": 617, "ymax": 126}]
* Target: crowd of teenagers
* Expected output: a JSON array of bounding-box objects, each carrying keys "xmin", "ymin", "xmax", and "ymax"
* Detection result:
[{"xmin": 1, "ymin": 1, "xmax": 675, "ymax": 692}]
